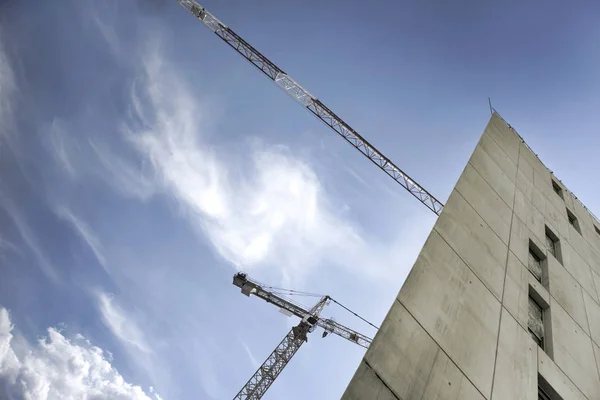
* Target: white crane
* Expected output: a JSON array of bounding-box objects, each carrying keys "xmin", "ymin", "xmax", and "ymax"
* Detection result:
[
  {"xmin": 176, "ymin": 0, "xmax": 443, "ymax": 216},
  {"xmin": 175, "ymin": 1, "xmax": 444, "ymax": 398},
  {"xmin": 232, "ymin": 273, "xmax": 373, "ymax": 399}
]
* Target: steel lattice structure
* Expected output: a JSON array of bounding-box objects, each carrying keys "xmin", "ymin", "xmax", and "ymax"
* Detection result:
[
  {"xmin": 232, "ymin": 290, "xmax": 330, "ymax": 400},
  {"xmin": 233, "ymin": 273, "xmax": 372, "ymax": 348},
  {"xmin": 231, "ymin": 273, "xmax": 372, "ymax": 399},
  {"xmin": 176, "ymin": 0, "xmax": 444, "ymax": 215},
  {"xmin": 175, "ymin": 0, "xmax": 437, "ymax": 397},
  {"xmin": 233, "ymin": 322, "xmax": 310, "ymax": 400}
]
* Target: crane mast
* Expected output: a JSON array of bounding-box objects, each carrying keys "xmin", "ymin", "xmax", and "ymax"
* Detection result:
[
  {"xmin": 232, "ymin": 285, "xmax": 329, "ymax": 400},
  {"xmin": 176, "ymin": 0, "xmax": 444, "ymax": 215}
]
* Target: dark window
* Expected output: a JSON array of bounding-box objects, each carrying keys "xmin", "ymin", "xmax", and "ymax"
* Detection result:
[
  {"xmin": 528, "ymin": 247, "xmax": 542, "ymax": 283},
  {"xmin": 595, "ymin": 226, "xmax": 600, "ymax": 236},
  {"xmin": 551, "ymin": 180, "xmax": 563, "ymax": 200},
  {"xmin": 545, "ymin": 226, "xmax": 561, "ymax": 264},
  {"xmin": 545, "ymin": 233, "xmax": 556, "ymax": 258},
  {"xmin": 566, "ymin": 208, "xmax": 581, "ymax": 235},
  {"xmin": 539, "ymin": 387, "xmax": 552, "ymax": 400},
  {"xmin": 529, "ymin": 296, "xmax": 544, "ymax": 350},
  {"xmin": 538, "ymin": 375, "xmax": 562, "ymax": 400}
]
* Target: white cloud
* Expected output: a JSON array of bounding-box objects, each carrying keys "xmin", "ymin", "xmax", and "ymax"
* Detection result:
[
  {"xmin": 149, "ymin": 386, "xmax": 163, "ymax": 400},
  {"xmin": 241, "ymin": 340, "xmax": 259, "ymax": 368},
  {"xmin": 0, "ymin": 34, "xmax": 15, "ymax": 133},
  {"xmin": 0, "ymin": 194, "xmax": 60, "ymax": 283},
  {"xmin": 95, "ymin": 292, "xmax": 170, "ymax": 400},
  {"xmin": 89, "ymin": 139, "xmax": 157, "ymax": 201},
  {"xmin": 93, "ymin": 14, "xmax": 121, "ymax": 58},
  {"xmin": 55, "ymin": 206, "xmax": 108, "ymax": 273},
  {"xmin": 115, "ymin": 45, "xmax": 419, "ymax": 285},
  {"xmin": 45, "ymin": 119, "xmax": 157, "ymax": 200},
  {"xmin": 96, "ymin": 292, "xmax": 152, "ymax": 355},
  {"xmin": 0, "ymin": 307, "xmax": 160, "ymax": 399},
  {"xmin": 0, "ymin": 32, "xmax": 19, "ymax": 158}
]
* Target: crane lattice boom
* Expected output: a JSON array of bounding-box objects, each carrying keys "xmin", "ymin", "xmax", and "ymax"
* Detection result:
[
  {"xmin": 231, "ymin": 273, "xmax": 372, "ymax": 399},
  {"xmin": 176, "ymin": 0, "xmax": 444, "ymax": 215},
  {"xmin": 175, "ymin": 0, "xmax": 430, "ymax": 397},
  {"xmin": 233, "ymin": 292, "xmax": 329, "ymax": 400},
  {"xmin": 233, "ymin": 273, "xmax": 372, "ymax": 349},
  {"xmin": 233, "ymin": 323, "xmax": 309, "ymax": 400}
]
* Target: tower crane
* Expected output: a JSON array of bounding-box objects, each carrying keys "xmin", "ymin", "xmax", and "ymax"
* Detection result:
[
  {"xmin": 176, "ymin": 0, "xmax": 444, "ymax": 216},
  {"xmin": 232, "ymin": 273, "xmax": 373, "ymax": 400},
  {"xmin": 175, "ymin": 1, "xmax": 445, "ymax": 398}
]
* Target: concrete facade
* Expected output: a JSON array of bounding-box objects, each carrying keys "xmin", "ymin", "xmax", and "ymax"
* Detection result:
[{"xmin": 342, "ymin": 114, "xmax": 600, "ymax": 400}]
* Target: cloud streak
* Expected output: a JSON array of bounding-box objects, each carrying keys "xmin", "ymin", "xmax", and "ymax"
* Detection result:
[
  {"xmin": 95, "ymin": 292, "xmax": 174, "ymax": 399},
  {"xmin": 49, "ymin": 119, "xmax": 78, "ymax": 178},
  {"xmin": 89, "ymin": 139, "xmax": 157, "ymax": 201},
  {"xmin": 97, "ymin": 292, "xmax": 152, "ymax": 355},
  {"xmin": 0, "ymin": 33, "xmax": 16, "ymax": 135},
  {"xmin": 111, "ymin": 45, "xmax": 413, "ymax": 286},
  {"xmin": 56, "ymin": 206, "xmax": 108, "ymax": 272},
  {"xmin": 241, "ymin": 340, "xmax": 260, "ymax": 368},
  {"xmin": 0, "ymin": 307, "xmax": 159, "ymax": 399},
  {"xmin": 0, "ymin": 31, "xmax": 20, "ymax": 161},
  {"xmin": 0, "ymin": 194, "xmax": 60, "ymax": 283}
]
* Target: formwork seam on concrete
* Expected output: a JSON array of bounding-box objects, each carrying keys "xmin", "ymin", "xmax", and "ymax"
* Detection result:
[{"xmin": 489, "ymin": 129, "xmax": 521, "ymax": 399}]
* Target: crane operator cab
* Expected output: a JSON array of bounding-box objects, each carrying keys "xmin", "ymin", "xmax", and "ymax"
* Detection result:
[
  {"xmin": 304, "ymin": 315, "xmax": 319, "ymax": 333},
  {"xmin": 233, "ymin": 272, "xmax": 255, "ymax": 296}
]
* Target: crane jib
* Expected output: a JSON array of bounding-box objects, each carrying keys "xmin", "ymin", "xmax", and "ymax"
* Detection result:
[
  {"xmin": 230, "ymin": 272, "xmax": 372, "ymax": 398},
  {"xmin": 178, "ymin": 0, "xmax": 444, "ymax": 216},
  {"xmin": 179, "ymin": 0, "xmax": 441, "ymax": 396}
]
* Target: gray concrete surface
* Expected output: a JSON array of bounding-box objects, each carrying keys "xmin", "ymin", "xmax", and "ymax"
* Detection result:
[{"xmin": 342, "ymin": 113, "xmax": 600, "ymax": 399}]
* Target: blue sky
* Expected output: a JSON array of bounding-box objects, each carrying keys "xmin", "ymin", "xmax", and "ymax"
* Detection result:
[{"xmin": 0, "ymin": 0, "xmax": 599, "ymax": 399}]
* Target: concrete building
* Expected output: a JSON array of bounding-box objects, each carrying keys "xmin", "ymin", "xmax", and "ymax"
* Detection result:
[{"xmin": 342, "ymin": 113, "xmax": 600, "ymax": 400}]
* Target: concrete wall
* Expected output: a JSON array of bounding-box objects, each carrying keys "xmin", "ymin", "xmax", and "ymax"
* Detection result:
[{"xmin": 342, "ymin": 113, "xmax": 600, "ymax": 400}]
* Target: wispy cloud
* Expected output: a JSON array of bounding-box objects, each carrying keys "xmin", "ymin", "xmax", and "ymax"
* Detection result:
[
  {"xmin": 107, "ymin": 44, "xmax": 417, "ymax": 286},
  {"xmin": 44, "ymin": 118, "xmax": 157, "ymax": 200},
  {"xmin": 0, "ymin": 34, "xmax": 16, "ymax": 133},
  {"xmin": 96, "ymin": 291, "xmax": 152, "ymax": 355},
  {"xmin": 241, "ymin": 340, "xmax": 260, "ymax": 368},
  {"xmin": 55, "ymin": 206, "xmax": 108, "ymax": 273},
  {"xmin": 93, "ymin": 14, "xmax": 121, "ymax": 57},
  {"xmin": 89, "ymin": 139, "xmax": 157, "ymax": 201},
  {"xmin": 49, "ymin": 119, "xmax": 78, "ymax": 178},
  {"xmin": 0, "ymin": 194, "xmax": 60, "ymax": 283},
  {"xmin": 0, "ymin": 306, "xmax": 160, "ymax": 399},
  {"xmin": 95, "ymin": 291, "xmax": 171, "ymax": 398},
  {"xmin": 0, "ymin": 31, "xmax": 19, "ymax": 158}
]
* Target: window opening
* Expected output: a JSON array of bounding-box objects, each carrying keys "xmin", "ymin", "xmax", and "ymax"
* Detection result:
[
  {"xmin": 544, "ymin": 226, "xmax": 561, "ymax": 264},
  {"xmin": 528, "ymin": 246, "xmax": 542, "ymax": 283},
  {"xmin": 528, "ymin": 296, "xmax": 544, "ymax": 350},
  {"xmin": 545, "ymin": 233, "xmax": 556, "ymax": 258},
  {"xmin": 539, "ymin": 387, "xmax": 552, "ymax": 400},
  {"xmin": 551, "ymin": 180, "xmax": 563, "ymax": 200},
  {"xmin": 566, "ymin": 208, "xmax": 581, "ymax": 235}
]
